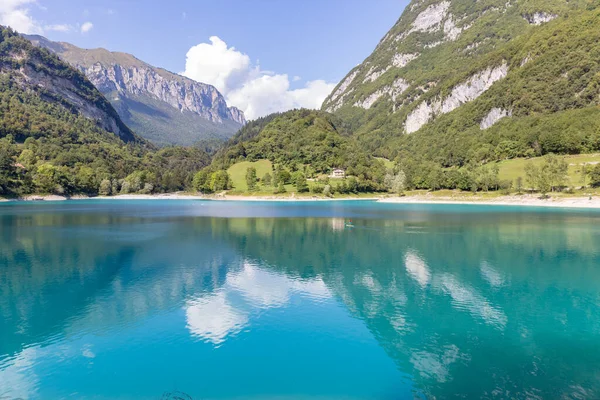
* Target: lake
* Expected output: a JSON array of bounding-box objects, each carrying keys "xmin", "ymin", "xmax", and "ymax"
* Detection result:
[{"xmin": 1, "ymin": 200, "xmax": 600, "ymax": 399}]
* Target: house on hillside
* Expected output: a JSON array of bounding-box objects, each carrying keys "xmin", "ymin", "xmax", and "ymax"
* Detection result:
[{"xmin": 329, "ymin": 169, "xmax": 346, "ymax": 178}]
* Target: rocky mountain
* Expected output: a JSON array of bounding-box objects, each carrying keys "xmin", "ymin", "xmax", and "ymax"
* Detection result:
[
  {"xmin": 0, "ymin": 26, "xmax": 215, "ymax": 197},
  {"xmin": 323, "ymin": 0, "xmax": 600, "ymax": 166},
  {"xmin": 1, "ymin": 26, "xmax": 136, "ymax": 143},
  {"xmin": 25, "ymin": 34, "xmax": 246, "ymax": 147}
]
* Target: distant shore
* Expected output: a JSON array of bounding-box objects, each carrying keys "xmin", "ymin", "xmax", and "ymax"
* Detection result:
[
  {"xmin": 378, "ymin": 194, "xmax": 600, "ymax": 209},
  {"xmin": 2, "ymin": 193, "xmax": 600, "ymax": 209}
]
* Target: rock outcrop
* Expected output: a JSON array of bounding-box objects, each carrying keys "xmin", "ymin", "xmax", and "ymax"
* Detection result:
[
  {"xmin": 3, "ymin": 28, "xmax": 136, "ymax": 142},
  {"xmin": 523, "ymin": 12, "xmax": 558, "ymax": 25},
  {"xmin": 480, "ymin": 108, "xmax": 512, "ymax": 130},
  {"xmin": 83, "ymin": 62, "xmax": 245, "ymax": 125},
  {"xmin": 405, "ymin": 62, "xmax": 508, "ymax": 133},
  {"xmin": 321, "ymin": 0, "xmax": 582, "ymax": 149},
  {"xmin": 24, "ymin": 35, "xmax": 245, "ymax": 146}
]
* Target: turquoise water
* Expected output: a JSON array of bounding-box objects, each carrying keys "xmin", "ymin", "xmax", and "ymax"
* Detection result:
[{"xmin": 1, "ymin": 200, "xmax": 600, "ymax": 399}]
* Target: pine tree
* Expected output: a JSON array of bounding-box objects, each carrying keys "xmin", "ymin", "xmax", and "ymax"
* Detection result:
[{"xmin": 246, "ymin": 167, "xmax": 258, "ymax": 191}]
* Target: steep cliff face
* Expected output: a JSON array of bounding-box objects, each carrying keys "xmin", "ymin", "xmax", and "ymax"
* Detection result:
[
  {"xmin": 25, "ymin": 35, "xmax": 245, "ymax": 147},
  {"xmin": 82, "ymin": 61, "xmax": 245, "ymax": 125},
  {"xmin": 322, "ymin": 0, "xmax": 600, "ymax": 163},
  {"xmin": 1, "ymin": 27, "xmax": 136, "ymax": 142}
]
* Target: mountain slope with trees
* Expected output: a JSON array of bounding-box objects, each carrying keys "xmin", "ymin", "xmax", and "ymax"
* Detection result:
[
  {"xmin": 0, "ymin": 26, "xmax": 210, "ymax": 197},
  {"xmin": 323, "ymin": 0, "xmax": 600, "ymax": 168},
  {"xmin": 207, "ymin": 109, "xmax": 387, "ymax": 192}
]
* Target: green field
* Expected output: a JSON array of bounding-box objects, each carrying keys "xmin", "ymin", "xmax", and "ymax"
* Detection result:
[
  {"xmin": 227, "ymin": 160, "xmax": 273, "ymax": 191},
  {"xmin": 498, "ymin": 153, "xmax": 600, "ymax": 187},
  {"xmin": 226, "ymin": 160, "xmax": 378, "ymax": 196}
]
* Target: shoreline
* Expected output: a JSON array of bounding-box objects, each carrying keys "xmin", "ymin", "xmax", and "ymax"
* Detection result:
[
  {"xmin": 2, "ymin": 193, "xmax": 600, "ymax": 209},
  {"xmin": 377, "ymin": 195, "xmax": 600, "ymax": 209}
]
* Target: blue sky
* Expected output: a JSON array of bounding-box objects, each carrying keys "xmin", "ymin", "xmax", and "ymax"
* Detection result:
[{"xmin": 1, "ymin": 0, "xmax": 410, "ymax": 118}]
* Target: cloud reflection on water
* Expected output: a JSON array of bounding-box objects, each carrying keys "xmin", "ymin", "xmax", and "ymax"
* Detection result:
[
  {"xmin": 185, "ymin": 261, "xmax": 331, "ymax": 345},
  {"xmin": 437, "ymin": 274, "xmax": 507, "ymax": 329},
  {"xmin": 404, "ymin": 250, "xmax": 431, "ymax": 288}
]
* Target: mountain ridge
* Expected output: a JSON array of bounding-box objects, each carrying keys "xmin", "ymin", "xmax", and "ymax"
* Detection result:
[
  {"xmin": 0, "ymin": 25, "xmax": 214, "ymax": 197},
  {"xmin": 1, "ymin": 27, "xmax": 137, "ymax": 143},
  {"xmin": 24, "ymin": 34, "xmax": 246, "ymax": 147},
  {"xmin": 322, "ymin": 0, "xmax": 600, "ymax": 165}
]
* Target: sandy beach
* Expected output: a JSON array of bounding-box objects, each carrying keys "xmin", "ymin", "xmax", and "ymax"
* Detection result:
[
  {"xmin": 378, "ymin": 194, "xmax": 600, "ymax": 209},
  {"xmin": 3, "ymin": 192, "xmax": 600, "ymax": 209}
]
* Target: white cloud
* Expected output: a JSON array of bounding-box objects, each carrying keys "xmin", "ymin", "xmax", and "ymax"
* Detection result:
[
  {"xmin": 80, "ymin": 21, "xmax": 93, "ymax": 33},
  {"xmin": 0, "ymin": 1, "xmax": 78, "ymax": 35},
  {"xmin": 183, "ymin": 36, "xmax": 253, "ymax": 95},
  {"xmin": 45, "ymin": 23, "xmax": 71, "ymax": 32},
  {"xmin": 0, "ymin": 0, "xmax": 41, "ymax": 34},
  {"xmin": 183, "ymin": 36, "xmax": 335, "ymax": 120}
]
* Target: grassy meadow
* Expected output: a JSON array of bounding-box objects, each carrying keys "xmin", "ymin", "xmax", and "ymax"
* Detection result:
[{"xmin": 497, "ymin": 153, "xmax": 600, "ymax": 187}]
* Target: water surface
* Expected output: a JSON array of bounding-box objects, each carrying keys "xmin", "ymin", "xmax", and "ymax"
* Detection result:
[{"xmin": 1, "ymin": 200, "xmax": 600, "ymax": 399}]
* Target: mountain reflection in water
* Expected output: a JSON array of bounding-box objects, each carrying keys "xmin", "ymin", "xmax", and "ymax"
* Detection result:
[{"xmin": 1, "ymin": 200, "xmax": 600, "ymax": 399}]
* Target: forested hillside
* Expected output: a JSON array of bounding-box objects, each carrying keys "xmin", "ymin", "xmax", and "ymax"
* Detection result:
[
  {"xmin": 207, "ymin": 109, "xmax": 387, "ymax": 192},
  {"xmin": 0, "ymin": 26, "xmax": 210, "ymax": 197},
  {"xmin": 324, "ymin": 0, "xmax": 600, "ymax": 168}
]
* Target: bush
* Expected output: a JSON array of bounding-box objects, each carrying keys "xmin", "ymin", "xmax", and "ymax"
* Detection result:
[{"xmin": 311, "ymin": 185, "xmax": 324, "ymax": 194}]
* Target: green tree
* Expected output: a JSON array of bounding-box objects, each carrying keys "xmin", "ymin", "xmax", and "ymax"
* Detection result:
[
  {"xmin": 515, "ymin": 176, "xmax": 523, "ymax": 194},
  {"xmin": 427, "ymin": 166, "xmax": 443, "ymax": 191},
  {"xmin": 211, "ymin": 170, "xmax": 231, "ymax": 192},
  {"xmin": 98, "ymin": 179, "xmax": 112, "ymax": 196},
  {"xmin": 246, "ymin": 167, "xmax": 258, "ymax": 191},
  {"xmin": 588, "ymin": 164, "xmax": 600, "ymax": 188},
  {"xmin": 262, "ymin": 172, "xmax": 272, "ymax": 186},
  {"xmin": 120, "ymin": 181, "xmax": 132, "ymax": 194},
  {"xmin": 17, "ymin": 149, "xmax": 37, "ymax": 170},
  {"xmin": 296, "ymin": 173, "xmax": 309, "ymax": 193},
  {"xmin": 75, "ymin": 167, "xmax": 96, "ymax": 194},
  {"xmin": 580, "ymin": 164, "xmax": 589, "ymax": 188},
  {"xmin": 275, "ymin": 181, "xmax": 286, "ymax": 194},
  {"xmin": 524, "ymin": 163, "xmax": 539, "ymax": 192},
  {"xmin": 278, "ymin": 168, "xmax": 292, "ymax": 185},
  {"xmin": 291, "ymin": 171, "xmax": 304, "ymax": 187},
  {"xmin": 111, "ymin": 180, "xmax": 120, "ymax": 195},
  {"xmin": 193, "ymin": 170, "xmax": 211, "ymax": 193},
  {"xmin": 346, "ymin": 176, "xmax": 359, "ymax": 193},
  {"xmin": 391, "ymin": 171, "xmax": 406, "ymax": 195},
  {"xmin": 273, "ymin": 165, "xmax": 281, "ymax": 187},
  {"xmin": 0, "ymin": 145, "xmax": 16, "ymax": 193},
  {"xmin": 477, "ymin": 164, "xmax": 499, "ymax": 192},
  {"xmin": 543, "ymin": 154, "xmax": 568, "ymax": 192},
  {"xmin": 33, "ymin": 164, "xmax": 59, "ymax": 194}
]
